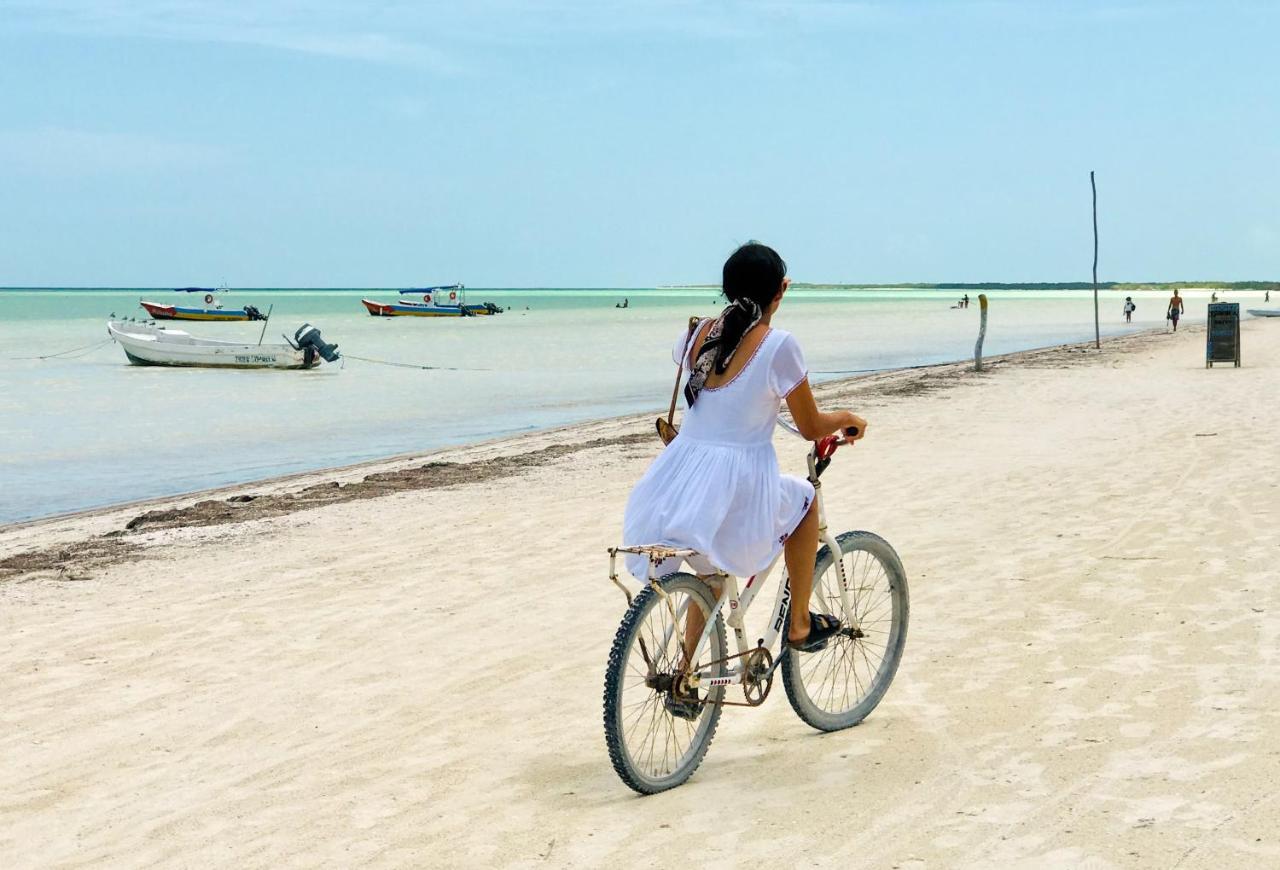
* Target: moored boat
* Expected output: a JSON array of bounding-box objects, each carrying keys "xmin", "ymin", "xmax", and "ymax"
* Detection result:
[
  {"xmin": 1247, "ymin": 309, "xmax": 1280, "ymax": 317},
  {"xmin": 107, "ymin": 320, "xmax": 339, "ymax": 370},
  {"xmin": 361, "ymin": 284, "xmax": 503, "ymax": 317},
  {"xmin": 139, "ymin": 287, "xmax": 266, "ymax": 322}
]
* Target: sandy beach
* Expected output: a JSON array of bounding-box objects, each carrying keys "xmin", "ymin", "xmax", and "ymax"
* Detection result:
[{"xmin": 3, "ymin": 319, "xmax": 1278, "ymax": 868}]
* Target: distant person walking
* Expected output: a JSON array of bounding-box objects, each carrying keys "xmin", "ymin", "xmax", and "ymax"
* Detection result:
[
  {"xmin": 1167, "ymin": 290, "xmax": 1185, "ymax": 331},
  {"xmin": 1123, "ymin": 297, "xmax": 1136, "ymax": 323}
]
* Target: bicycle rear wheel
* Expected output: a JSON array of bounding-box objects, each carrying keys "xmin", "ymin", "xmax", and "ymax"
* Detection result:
[
  {"xmin": 603, "ymin": 573, "xmax": 726, "ymax": 794},
  {"xmin": 782, "ymin": 531, "xmax": 909, "ymax": 731}
]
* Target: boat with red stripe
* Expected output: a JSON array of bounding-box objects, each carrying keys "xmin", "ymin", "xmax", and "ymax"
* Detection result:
[
  {"xmin": 361, "ymin": 284, "xmax": 503, "ymax": 318},
  {"xmin": 139, "ymin": 287, "xmax": 266, "ymax": 322}
]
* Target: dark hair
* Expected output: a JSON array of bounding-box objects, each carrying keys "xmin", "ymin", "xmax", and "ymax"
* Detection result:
[{"xmin": 714, "ymin": 242, "xmax": 787, "ymax": 373}]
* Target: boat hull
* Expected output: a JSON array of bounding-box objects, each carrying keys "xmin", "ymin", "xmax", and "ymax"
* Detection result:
[
  {"xmin": 1247, "ymin": 309, "xmax": 1280, "ymax": 317},
  {"xmin": 140, "ymin": 301, "xmax": 257, "ymax": 321},
  {"xmin": 362, "ymin": 298, "xmax": 467, "ymax": 317},
  {"xmin": 108, "ymin": 321, "xmax": 319, "ymax": 369}
]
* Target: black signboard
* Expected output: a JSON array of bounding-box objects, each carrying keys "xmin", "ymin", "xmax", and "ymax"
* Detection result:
[{"xmin": 1206, "ymin": 302, "xmax": 1240, "ymax": 368}]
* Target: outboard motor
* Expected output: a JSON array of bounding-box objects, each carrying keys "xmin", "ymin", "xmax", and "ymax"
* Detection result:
[
  {"xmin": 244, "ymin": 305, "xmax": 265, "ymax": 321},
  {"xmin": 293, "ymin": 323, "xmax": 340, "ymax": 363}
]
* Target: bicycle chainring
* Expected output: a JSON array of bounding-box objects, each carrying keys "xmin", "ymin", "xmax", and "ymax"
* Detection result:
[{"xmin": 742, "ymin": 647, "xmax": 774, "ymax": 706}]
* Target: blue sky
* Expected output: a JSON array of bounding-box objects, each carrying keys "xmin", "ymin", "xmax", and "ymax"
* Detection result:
[{"xmin": 1, "ymin": 1, "xmax": 1276, "ymax": 286}]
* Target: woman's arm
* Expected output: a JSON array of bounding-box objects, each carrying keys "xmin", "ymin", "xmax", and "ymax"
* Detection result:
[{"xmin": 784, "ymin": 378, "xmax": 867, "ymax": 442}]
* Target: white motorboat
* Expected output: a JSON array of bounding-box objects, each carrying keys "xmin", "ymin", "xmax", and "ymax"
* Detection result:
[
  {"xmin": 1246, "ymin": 309, "xmax": 1280, "ymax": 318},
  {"xmin": 107, "ymin": 320, "xmax": 340, "ymax": 370}
]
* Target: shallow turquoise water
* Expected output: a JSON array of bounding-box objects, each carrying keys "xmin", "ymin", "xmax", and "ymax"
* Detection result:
[{"xmin": 0, "ymin": 286, "xmax": 1226, "ymax": 523}]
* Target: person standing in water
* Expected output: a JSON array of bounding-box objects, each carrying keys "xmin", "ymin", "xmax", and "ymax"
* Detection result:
[
  {"xmin": 1168, "ymin": 290, "xmax": 1185, "ymax": 331},
  {"xmin": 1123, "ymin": 296, "xmax": 1136, "ymax": 323},
  {"xmin": 623, "ymin": 243, "xmax": 867, "ymax": 719}
]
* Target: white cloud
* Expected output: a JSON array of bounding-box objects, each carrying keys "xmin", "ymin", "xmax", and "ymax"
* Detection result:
[
  {"xmin": 0, "ymin": 0, "xmax": 896, "ymax": 65},
  {"xmin": 0, "ymin": 1, "xmax": 460, "ymax": 71},
  {"xmin": 0, "ymin": 127, "xmax": 230, "ymax": 174},
  {"xmin": 0, "ymin": 0, "xmax": 1196, "ymax": 71}
]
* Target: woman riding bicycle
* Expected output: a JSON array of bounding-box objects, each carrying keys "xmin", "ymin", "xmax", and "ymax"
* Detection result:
[{"xmin": 623, "ymin": 242, "xmax": 867, "ymax": 653}]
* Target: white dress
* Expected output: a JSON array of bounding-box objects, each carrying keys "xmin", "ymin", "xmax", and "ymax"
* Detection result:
[{"xmin": 623, "ymin": 324, "xmax": 815, "ymax": 580}]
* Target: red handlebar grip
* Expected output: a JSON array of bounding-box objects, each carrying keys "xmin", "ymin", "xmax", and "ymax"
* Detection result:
[{"xmin": 816, "ymin": 435, "xmax": 841, "ymax": 460}]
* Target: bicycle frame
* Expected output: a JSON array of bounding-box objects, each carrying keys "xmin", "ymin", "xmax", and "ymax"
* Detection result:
[{"xmin": 607, "ymin": 422, "xmax": 857, "ymax": 694}]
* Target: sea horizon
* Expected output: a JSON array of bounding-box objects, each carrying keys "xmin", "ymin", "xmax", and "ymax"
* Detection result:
[{"xmin": 2, "ymin": 280, "xmax": 1274, "ymax": 292}]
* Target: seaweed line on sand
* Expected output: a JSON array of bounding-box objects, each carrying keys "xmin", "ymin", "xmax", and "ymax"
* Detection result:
[{"xmin": 0, "ymin": 435, "xmax": 650, "ymax": 581}]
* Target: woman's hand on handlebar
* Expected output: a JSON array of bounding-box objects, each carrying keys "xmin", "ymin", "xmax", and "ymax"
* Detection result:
[{"xmin": 837, "ymin": 411, "xmax": 868, "ymax": 442}]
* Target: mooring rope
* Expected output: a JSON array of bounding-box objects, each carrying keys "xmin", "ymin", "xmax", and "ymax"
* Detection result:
[
  {"xmin": 340, "ymin": 353, "xmax": 484, "ymax": 372},
  {"xmin": 10, "ymin": 338, "xmax": 114, "ymax": 361}
]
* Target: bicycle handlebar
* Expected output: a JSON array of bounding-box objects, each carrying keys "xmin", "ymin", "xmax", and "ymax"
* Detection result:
[
  {"xmin": 775, "ymin": 417, "xmax": 860, "ymax": 444},
  {"xmin": 776, "ymin": 416, "xmax": 859, "ymax": 480}
]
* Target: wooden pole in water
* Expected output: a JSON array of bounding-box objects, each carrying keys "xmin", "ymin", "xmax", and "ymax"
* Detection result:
[
  {"xmin": 974, "ymin": 294, "xmax": 989, "ymax": 371},
  {"xmin": 257, "ymin": 304, "xmax": 274, "ymax": 346},
  {"xmin": 1091, "ymin": 171, "xmax": 1100, "ymax": 350}
]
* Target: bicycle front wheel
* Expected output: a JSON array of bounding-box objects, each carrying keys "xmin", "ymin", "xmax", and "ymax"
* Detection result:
[
  {"xmin": 603, "ymin": 573, "xmax": 726, "ymax": 794},
  {"xmin": 782, "ymin": 531, "xmax": 909, "ymax": 732}
]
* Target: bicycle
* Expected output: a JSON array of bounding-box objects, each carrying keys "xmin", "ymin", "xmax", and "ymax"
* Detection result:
[{"xmin": 602, "ymin": 419, "xmax": 910, "ymax": 794}]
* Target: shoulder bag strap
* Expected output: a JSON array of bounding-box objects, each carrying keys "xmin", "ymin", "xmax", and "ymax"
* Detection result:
[{"xmin": 667, "ymin": 316, "xmax": 702, "ymax": 427}]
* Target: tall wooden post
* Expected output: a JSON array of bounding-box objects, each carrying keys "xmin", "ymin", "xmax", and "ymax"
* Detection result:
[
  {"xmin": 974, "ymin": 294, "xmax": 989, "ymax": 371},
  {"xmin": 257, "ymin": 304, "xmax": 274, "ymax": 346},
  {"xmin": 1091, "ymin": 171, "xmax": 1100, "ymax": 349}
]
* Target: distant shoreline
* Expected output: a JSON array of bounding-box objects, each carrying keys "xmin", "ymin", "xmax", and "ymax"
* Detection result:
[
  {"xmin": 5, "ymin": 281, "xmax": 1277, "ymax": 293},
  {"xmin": 664, "ymin": 281, "xmax": 1280, "ymax": 292}
]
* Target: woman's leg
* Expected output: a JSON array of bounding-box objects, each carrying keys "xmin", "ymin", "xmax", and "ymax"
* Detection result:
[
  {"xmin": 683, "ymin": 600, "xmax": 705, "ymax": 664},
  {"xmin": 681, "ymin": 575, "xmax": 721, "ymax": 667},
  {"xmin": 784, "ymin": 502, "xmax": 821, "ymax": 643}
]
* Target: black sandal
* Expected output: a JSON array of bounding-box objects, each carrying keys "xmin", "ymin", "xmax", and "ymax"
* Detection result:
[{"xmin": 788, "ymin": 612, "xmax": 841, "ymax": 652}]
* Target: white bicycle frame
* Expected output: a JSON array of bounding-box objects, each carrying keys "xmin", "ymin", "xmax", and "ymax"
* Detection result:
[{"xmin": 607, "ymin": 420, "xmax": 857, "ymax": 692}]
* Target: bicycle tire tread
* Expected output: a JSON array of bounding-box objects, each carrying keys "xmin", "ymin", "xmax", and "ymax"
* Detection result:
[{"xmin": 602, "ymin": 573, "xmax": 724, "ymax": 794}]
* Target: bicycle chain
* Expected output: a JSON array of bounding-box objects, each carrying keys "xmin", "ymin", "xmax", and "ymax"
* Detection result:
[{"xmin": 674, "ymin": 645, "xmax": 775, "ymax": 708}]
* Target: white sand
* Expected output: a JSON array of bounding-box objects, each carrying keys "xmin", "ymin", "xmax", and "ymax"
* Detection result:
[{"xmin": 2, "ymin": 321, "xmax": 1278, "ymax": 868}]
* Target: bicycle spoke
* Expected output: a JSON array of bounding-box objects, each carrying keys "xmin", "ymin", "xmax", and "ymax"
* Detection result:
[{"xmin": 635, "ymin": 695, "xmax": 665, "ymax": 774}]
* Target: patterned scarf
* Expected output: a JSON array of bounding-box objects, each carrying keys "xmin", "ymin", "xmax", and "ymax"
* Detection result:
[{"xmin": 684, "ymin": 297, "xmax": 764, "ymax": 407}]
